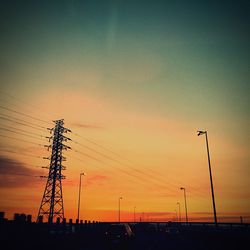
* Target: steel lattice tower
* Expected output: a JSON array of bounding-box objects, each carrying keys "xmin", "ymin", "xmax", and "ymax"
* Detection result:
[{"xmin": 37, "ymin": 119, "xmax": 71, "ymax": 223}]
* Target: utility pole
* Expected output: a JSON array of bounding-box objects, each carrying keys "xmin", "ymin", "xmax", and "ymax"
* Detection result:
[
  {"xmin": 175, "ymin": 209, "xmax": 178, "ymax": 222},
  {"xmin": 118, "ymin": 197, "xmax": 122, "ymax": 223},
  {"xmin": 180, "ymin": 187, "xmax": 188, "ymax": 223},
  {"xmin": 240, "ymin": 216, "xmax": 243, "ymax": 224},
  {"xmin": 197, "ymin": 130, "xmax": 218, "ymax": 226},
  {"xmin": 77, "ymin": 172, "xmax": 85, "ymax": 221},
  {"xmin": 37, "ymin": 119, "xmax": 71, "ymax": 223},
  {"xmin": 177, "ymin": 202, "xmax": 181, "ymax": 222},
  {"xmin": 134, "ymin": 206, "xmax": 136, "ymax": 222}
]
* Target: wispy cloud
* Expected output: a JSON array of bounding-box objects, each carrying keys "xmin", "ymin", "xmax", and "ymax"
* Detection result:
[
  {"xmin": 71, "ymin": 123, "xmax": 103, "ymax": 129},
  {"xmin": 63, "ymin": 175, "xmax": 109, "ymax": 188},
  {"xmin": 85, "ymin": 174, "xmax": 109, "ymax": 187},
  {"xmin": 0, "ymin": 155, "xmax": 42, "ymax": 188}
]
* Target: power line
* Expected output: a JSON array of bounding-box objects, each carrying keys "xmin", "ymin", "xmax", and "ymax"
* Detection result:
[
  {"xmin": 72, "ymin": 149, "xmax": 106, "ymax": 164},
  {"xmin": 0, "ymin": 94, "xmax": 207, "ymax": 196},
  {"xmin": 0, "ymin": 116, "xmax": 46, "ymax": 132},
  {"xmin": 0, "ymin": 112, "xmax": 47, "ymax": 129},
  {"xmin": 0, "ymin": 157, "xmax": 44, "ymax": 170},
  {"xmin": 43, "ymin": 128, "xmax": 199, "ymax": 193},
  {"xmin": 72, "ymin": 132, "xmax": 128, "ymax": 159},
  {"xmin": 0, "ymin": 91, "xmax": 54, "ymax": 122},
  {"xmin": 0, "ymin": 105, "xmax": 52, "ymax": 125},
  {"xmin": 65, "ymin": 153, "xmax": 160, "ymax": 193},
  {"xmin": 73, "ymin": 141, "xmax": 208, "ymax": 197},
  {"xmin": 72, "ymin": 134, "xmax": 181, "ymax": 184},
  {"xmin": 62, "ymin": 137, "xmax": 205, "ymax": 195},
  {"xmin": 0, "ymin": 127, "xmax": 46, "ymax": 142},
  {"xmin": 72, "ymin": 139, "xmax": 131, "ymax": 165},
  {"xmin": 0, "ymin": 148, "xmax": 43, "ymax": 159},
  {"xmin": 0, "ymin": 94, "xmax": 206, "ymax": 194},
  {"xmin": 2, "ymin": 173, "xmax": 43, "ymax": 178},
  {"xmin": 0, "ymin": 123, "xmax": 46, "ymax": 138},
  {"xmin": 71, "ymin": 140, "xmax": 183, "ymax": 192},
  {"xmin": 0, "ymin": 134, "xmax": 44, "ymax": 147},
  {"xmin": 64, "ymin": 153, "xmax": 112, "ymax": 177},
  {"xmin": 71, "ymin": 148, "xmax": 178, "ymax": 193},
  {"xmin": 72, "ymin": 133, "xmax": 207, "ymax": 196},
  {"xmin": 68, "ymin": 150, "xmax": 160, "ymax": 191}
]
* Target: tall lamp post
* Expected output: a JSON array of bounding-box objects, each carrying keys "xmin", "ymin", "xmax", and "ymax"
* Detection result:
[
  {"xmin": 180, "ymin": 187, "xmax": 188, "ymax": 223},
  {"xmin": 174, "ymin": 209, "xmax": 178, "ymax": 222},
  {"xmin": 77, "ymin": 172, "xmax": 85, "ymax": 221},
  {"xmin": 177, "ymin": 202, "xmax": 181, "ymax": 222},
  {"xmin": 197, "ymin": 130, "xmax": 217, "ymax": 226},
  {"xmin": 134, "ymin": 206, "xmax": 136, "ymax": 222},
  {"xmin": 118, "ymin": 197, "xmax": 122, "ymax": 223}
]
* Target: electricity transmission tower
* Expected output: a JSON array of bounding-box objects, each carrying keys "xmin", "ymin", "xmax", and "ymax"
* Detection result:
[{"xmin": 37, "ymin": 119, "xmax": 71, "ymax": 223}]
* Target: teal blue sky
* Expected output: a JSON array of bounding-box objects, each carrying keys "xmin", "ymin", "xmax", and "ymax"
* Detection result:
[{"xmin": 0, "ymin": 0, "xmax": 249, "ymax": 131}]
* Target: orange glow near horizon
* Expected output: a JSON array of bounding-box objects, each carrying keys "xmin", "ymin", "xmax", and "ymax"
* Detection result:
[{"xmin": 0, "ymin": 90, "xmax": 249, "ymax": 224}]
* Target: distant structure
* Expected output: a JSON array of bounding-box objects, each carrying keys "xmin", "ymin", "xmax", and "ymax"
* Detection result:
[
  {"xmin": 37, "ymin": 119, "xmax": 71, "ymax": 223},
  {"xmin": 13, "ymin": 213, "xmax": 32, "ymax": 223}
]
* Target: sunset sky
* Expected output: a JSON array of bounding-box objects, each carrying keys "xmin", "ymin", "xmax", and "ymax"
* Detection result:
[{"xmin": 0, "ymin": 0, "xmax": 249, "ymax": 223}]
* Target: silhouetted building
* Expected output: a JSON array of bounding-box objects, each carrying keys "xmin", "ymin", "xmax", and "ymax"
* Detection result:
[
  {"xmin": 27, "ymin": 214, "xmax": 32, "ymax": 223},
  {"xmin": 38, "ymin": 215, "xmax": 43, "ymax": 223},
  {"xmin": 14, "ymin": 213, "xmax": 20, "ymax": 221},
  {"xmin": 0, "ymin": 212, "xmax": 5, "ymax": 220},
  {"xmin": 20, "ymin": 214, "xmax": 26, "ymax": 222}
]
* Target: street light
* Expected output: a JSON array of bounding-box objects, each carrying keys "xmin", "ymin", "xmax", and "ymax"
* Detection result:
[
  {"xmin": 77, "ymin": 172, "xmax": 85, "ymax": 221},
  {"xmin": 197, "ymin": 130, "xmax": 218, "ymax": 226},
  {"xmin": 118, "ymin": 197, "xmax": 122, "ymax": 223},
  {"xmin": 177, "ymin": 202, "xmax": 181, "ymax": 222},
  {"xmin": 174, "ymin": 209, "xmax": 178, "ymax": 222},
  {"xmin": 134, "ymin": 206, "xmax": 136, "ymax": 222},
  {"xmin": 180, "ymin": 187, "xmax": 188, "ymax": 223}
]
